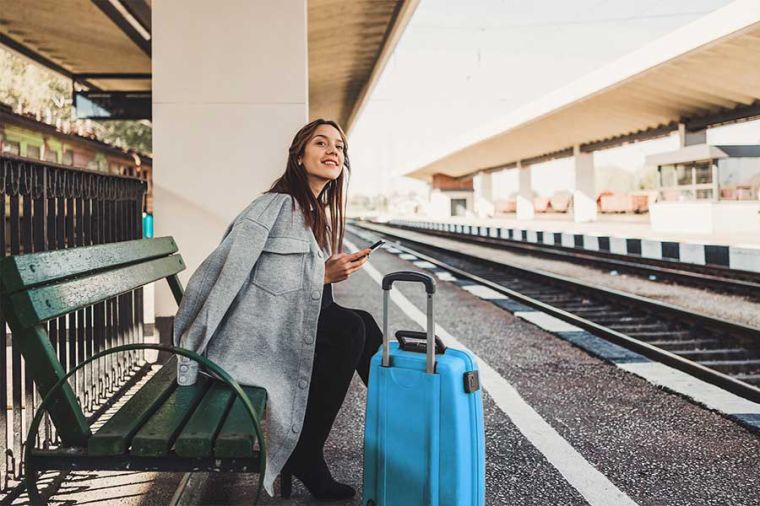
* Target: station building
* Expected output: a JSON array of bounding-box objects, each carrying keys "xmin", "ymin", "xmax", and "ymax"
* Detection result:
[{"xmin": 407, "ymin": 1, "xmax": 760, "ymax": 235}]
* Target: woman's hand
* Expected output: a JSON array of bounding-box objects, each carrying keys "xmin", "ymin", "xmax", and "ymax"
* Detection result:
[{"xmin": 324, "ymin": 249, "xmax": 371, "ymax": 284}]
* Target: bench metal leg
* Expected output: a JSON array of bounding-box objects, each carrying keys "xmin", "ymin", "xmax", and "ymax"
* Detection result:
[
  {"xmin": 281, "ymin": 472, "xmax": 292, "ymax": 498},
  {"xmin": 24, "ymin": 465, "xmax": 45, "ymax": 505}
]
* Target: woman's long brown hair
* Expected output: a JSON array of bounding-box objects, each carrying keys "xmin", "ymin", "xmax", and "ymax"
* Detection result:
[{"xmin": 268, "ymin": 119, "xmax": 349, "ymax": 254}]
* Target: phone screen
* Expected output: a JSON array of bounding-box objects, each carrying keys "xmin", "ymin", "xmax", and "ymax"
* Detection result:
[{"xmin": 369, "ymin": 240, "xmax": 385, "ymax": 251}]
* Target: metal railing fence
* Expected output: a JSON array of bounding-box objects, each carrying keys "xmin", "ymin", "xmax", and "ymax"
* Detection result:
[{"xmin": 0, "ymin": 154, "xmax": 148, "ymax": 493}]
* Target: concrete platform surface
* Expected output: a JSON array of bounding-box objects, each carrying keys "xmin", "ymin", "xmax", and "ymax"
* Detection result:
[{"xmin": 16, "ymin": 229, "xmax": 760, "ymax": 505}]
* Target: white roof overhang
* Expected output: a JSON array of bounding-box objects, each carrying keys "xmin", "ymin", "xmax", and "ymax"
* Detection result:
[
  {"xmin": 309, "ymin": 0, "xmax": 419, "ymax": 132},
  {"xmin": 0, "ymin": 0, "xmax": 419, "ymax": 130},
  {"xmin": 645, "ymin": 144, "xmax": 730, "ymax": 166},
  {"xmin": 405, "ymin": 0, "xmax": 760, "ymax": 181}
]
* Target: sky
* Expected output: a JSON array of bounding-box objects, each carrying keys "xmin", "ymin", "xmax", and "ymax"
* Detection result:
[{"xmin": 347, "ymin": 0, "xmax": 758, "ymax": 200}]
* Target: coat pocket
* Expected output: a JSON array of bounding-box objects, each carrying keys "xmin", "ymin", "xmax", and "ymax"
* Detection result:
[{"xmin": 252, "ymin": 236, "xmax": 309, "ymax": 295}]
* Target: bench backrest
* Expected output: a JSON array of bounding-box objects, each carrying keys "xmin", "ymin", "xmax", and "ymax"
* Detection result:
[{"xmin": 0, "ymin": 237, "xmax": 185, "ymax": 446}]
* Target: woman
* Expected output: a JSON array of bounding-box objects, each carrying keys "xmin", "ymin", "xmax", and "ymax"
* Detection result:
[{"xmin": 174, "ymin": 119, "xmax": 382, "ymax": 500}]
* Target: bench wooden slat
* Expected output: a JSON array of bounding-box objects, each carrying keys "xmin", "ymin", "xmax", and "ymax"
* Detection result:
[
  {"xmin": 10, "ymin": 255, "xmax": 185, "ymax": 329},
  {"xmin": 0, "ymin": 237, "xmax": 178, "ymax": 293},
  {"xmin": 214, "ymin": 386, "xmax": 267, "ymax": 458},
  {"xmin": 89, "ymin": 362, "xmax": 177, "ymax": 456},
  {"xmin": 174, "ymin": 382, "xmax": 236, "ymax": 457},
  {"xmin": 131, "ymin": 375, "xmax": 211, "ymax": 457}
]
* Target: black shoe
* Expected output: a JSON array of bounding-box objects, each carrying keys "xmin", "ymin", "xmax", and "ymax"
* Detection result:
[{"xmin": 284, "ymin": 457, "xmax": 356, "ymax": 501}]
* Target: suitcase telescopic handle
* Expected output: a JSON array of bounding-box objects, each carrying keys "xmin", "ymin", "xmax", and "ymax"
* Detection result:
[
  {"xmin": 382, "ymin": 271, "xmax": 436, "ymax": 294},
  {"xmin": 382, "ymin": 271, "xmax": 437, "ymax": 374}
]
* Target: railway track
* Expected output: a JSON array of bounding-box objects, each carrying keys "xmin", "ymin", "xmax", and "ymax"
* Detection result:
[
  {"xmin": 348, "ymin": 223, "xmax": 760, "ymax": 404},
  {"xmin": 374, "ymin": 220, "xmax": 760, "ymax": 296}
]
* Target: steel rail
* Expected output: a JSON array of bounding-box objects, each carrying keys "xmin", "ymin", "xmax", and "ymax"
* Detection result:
[
  {"xmin": 369, "ymin": 220, "xmax": 760, "ymax": 295},
  {"xmin": 348, "ymin": 224, "xmax": 760, "ymax": 404}
]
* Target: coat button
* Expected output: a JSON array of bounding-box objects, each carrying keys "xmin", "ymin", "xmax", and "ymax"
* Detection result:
[
  {"xmin": 311, "ymin": 290, "xmax": 320, "ymax": 300},
  {"xmin": 291, "ymin": 424, "xmax": 300, "ymax": 433},
  {"xmin": 304, "ymin": 334, "xmax": 314, "ymax": 344},
  {"xmin": 298, "ymin": 379, "xmax": 308, "ymax": 389},
  {"xmin": 317, "ymin": 250, "xmax": 324, "ymax": 259}
]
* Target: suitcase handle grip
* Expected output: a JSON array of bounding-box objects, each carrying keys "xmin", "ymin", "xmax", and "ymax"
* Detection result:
[
  {"xmin": 382, "ymin": 271, "xmax": 436, "ymax": 294},
  {"xmin": 396, "ymin": 330, "xmax": 447, "ymax": 354}
]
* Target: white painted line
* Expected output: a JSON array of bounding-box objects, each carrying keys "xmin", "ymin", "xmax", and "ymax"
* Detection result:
[
  {"xmin": 345, "ymin": 240, "xmax": 638, "ymax": 506},
  {"xmin": 516, "ymin": 312, "xmax": 583, "ymax": 333},
  {"xmin": 399, "ymin": 253, "xmax": 418, "ymax": 261},
  {"xmin": 618, "ymin": 362, "xmax": 760, "ymax": 415},
  {"xmin": 385, "ymin": 247, "xmax": 402, "ymax": 254},
  {"xmin": 461, "ymin": 285, "xmax": 509, "ymax": 300},
  {"xmin": 434, "ymin": 271, "xmax": 458, "ymax": 282},
  {"xmin": 413, "ymin": 260, "xmax": 438, "ymax": 269}
]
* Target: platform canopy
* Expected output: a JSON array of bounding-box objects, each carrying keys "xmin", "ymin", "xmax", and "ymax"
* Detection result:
[
  {"xmin": 405, "ymin": 0, "xmax": 760, "ymax": 181},
  {"xmin": 0, "ymin": 0, "xmax": 416, "ymax": 130}
]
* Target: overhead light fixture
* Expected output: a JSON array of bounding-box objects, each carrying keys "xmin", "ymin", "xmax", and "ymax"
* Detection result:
[{"xmin": 108, "ymin": 0, "xmax": 151, "ymax": 41}]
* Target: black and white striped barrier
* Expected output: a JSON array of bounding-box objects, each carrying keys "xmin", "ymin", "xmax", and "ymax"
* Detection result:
[{"xmin": 388, "ymin": 219, "xmax": 760, "ymax": 273}]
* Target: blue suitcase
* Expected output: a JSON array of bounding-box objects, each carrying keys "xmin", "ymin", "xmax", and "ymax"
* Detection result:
[{"xmin": 363, "ymin": 271, "xmax": 485, "ymax": 506}]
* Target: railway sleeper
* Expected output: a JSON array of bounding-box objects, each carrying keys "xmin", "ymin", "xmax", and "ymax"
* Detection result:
[
  {"xmin": 571, "ymin": 311, "xmax": 635, "ymax": 321},
  {"xmin": 555, "ymin": 304, "xmax": 611, "ymax": 312},
  {"xmin": 670, "ymin": 348, "xmax": 751, "ymax": 362},
  {"xmin": 645, "ymin": 338, "xmax": 724, "ymax": 351},
  {"xmin": 698, "ymin": 359, "xmax": 760, "ymax": 375},
  {"xmin": 606, "ymin": 323, "xmax": 669, "ymax": 332},
  {"xmin": 625, "ymin": 330, "xmax": 693, "ymax": 339},
  {"xmin": 514, "ymin": 291, "xmax": 568, "ymax": 299},
  {"xmin": 530, "ymin": 295, "xmax": 583, "ymax": 303},
  {"xmin": 732, "ymin": 373, "xmax": 760, "ymax": 386}
]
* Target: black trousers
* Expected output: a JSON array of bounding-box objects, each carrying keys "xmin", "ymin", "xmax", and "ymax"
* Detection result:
[{"xmin": 287, "ymin": 302, "xmax": 383, "ymax": 470}]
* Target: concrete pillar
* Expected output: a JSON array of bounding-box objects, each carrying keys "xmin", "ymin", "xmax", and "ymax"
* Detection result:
[
  {"xmin": 473, "ymin": 171, "xmax": 495, "ymax": 217},
  {"xmin": 516, "ymin": 162, "xmax": 534, "ymax": 220},
  {"xmin": 572, "ymin": 145, "xmax": 597, "ymax": 222},
  {"xmin": 153, "ymin": 0, "xmax": 308, "ymax": 319}
]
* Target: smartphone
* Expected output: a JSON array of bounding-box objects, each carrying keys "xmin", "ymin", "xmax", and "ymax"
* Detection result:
[{"xmin": 358, "ymin": 240, "xmax": 385, "ymax": 259}]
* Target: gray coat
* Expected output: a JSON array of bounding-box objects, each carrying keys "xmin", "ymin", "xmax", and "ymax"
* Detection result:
[{"xmin": 173, "ymin": 192, "xmax": 327, "ymax": 496}]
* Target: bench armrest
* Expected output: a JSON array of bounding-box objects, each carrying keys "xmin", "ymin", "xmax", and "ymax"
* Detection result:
[{"xmin": 24, "ymin": 343, "xmax": 266, "ymax": 505}]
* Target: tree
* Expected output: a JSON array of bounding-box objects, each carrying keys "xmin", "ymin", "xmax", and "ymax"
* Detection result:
[{"xmin": 0, "ymin": 47, "xmax": 152, "ymax": 155}]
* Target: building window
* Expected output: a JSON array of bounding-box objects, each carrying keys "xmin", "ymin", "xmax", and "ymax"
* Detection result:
[
  {"xmin": 45, "ymin": 149, "xmax": 58, "ymax": 163},
  {"xmin": 658, "ymin": 161, "xmax": 715, "ymax": 201},
  {"xmin": 451, "ymin": 198, "xmax": 468, "ymax": 216},
  {"xmin": 26, "ymin": 145, "xmax": 42, "ymax": 160},
  {"xmin": 62, "ymin": 149, "xmax": 74, "ymax": 166},
  {"xmin": 2, "ymin": 141, "xmax": 20, "ymax": 155},
  {"xmin": 718, "ymin": 157, "xmax": 760, "ymax": 201}
]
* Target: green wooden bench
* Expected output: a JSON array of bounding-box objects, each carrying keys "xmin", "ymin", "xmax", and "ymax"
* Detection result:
[{"xmin": 0, "ymin": 237, "xmax": 279, "ymax": 504}]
